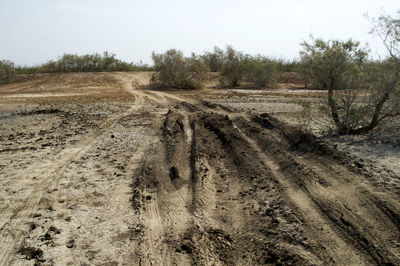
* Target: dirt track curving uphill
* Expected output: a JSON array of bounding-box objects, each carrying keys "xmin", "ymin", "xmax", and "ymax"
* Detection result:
[{"xmin": 0, "ymin": 72, "xmax": 399, "ymax": 265}]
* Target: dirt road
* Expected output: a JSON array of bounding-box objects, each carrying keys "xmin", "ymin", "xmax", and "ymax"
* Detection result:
[{"xmin": 0, "ymin": 72, "xmax": 399, "ymax": 265}]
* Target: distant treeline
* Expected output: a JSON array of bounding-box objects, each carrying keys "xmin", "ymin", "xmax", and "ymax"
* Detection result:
[
  {"xmin": 0, "ymin": 49, "xmax": 301, "ymax": 85},
  {"xmin": 15, "ymin": 52, "xmax": 153, "ymax": 75},
  {"xmin": 0, "ymin": 51, "xmax": 154, "ymax": 84}
]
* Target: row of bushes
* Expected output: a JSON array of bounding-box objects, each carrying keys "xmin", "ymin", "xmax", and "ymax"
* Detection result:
[
  {"xmin": 200, "ymin": 47, "xmax": 301, "ymax": 73},
  {"xmin": 152, "ymin": 46, "xmax": 284, "ymax": 89},
  {"xmin": 152, "ymin": 44, "xmax": 398, "ymax": 92},
  {"xmin": 0, "ymin": 52, "xmax": 153, "ymax": 82},
  {"xmin": 2, "ymin": 46, "xmax": 396, "ymax": 90},
  {"xmin": 1, "ymin": 48, "xmax": 298, "ymax": 87}
]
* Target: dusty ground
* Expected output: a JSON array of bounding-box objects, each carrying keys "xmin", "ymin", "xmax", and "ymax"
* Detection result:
[{"xmin": 0, "ymin": 72, "xmax": 399, "ymax": 265}]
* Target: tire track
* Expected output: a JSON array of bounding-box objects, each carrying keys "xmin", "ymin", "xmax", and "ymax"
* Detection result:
[
  {"xmin": 136, "ymin": 108, "xmax": 195, "ymax": 265},
  {"xmin": 143, "ymin": 191, "xmax": 171, "ymax": 265},
  {"xmin": 237, "ymin": 114, "xmax": 400, "ymax": 265},
  {"xmin": 0, "ymin": 103, "xmax": 145, "ymax": 265},
  {"xmin": 233, "ymin": 118, "xmax": 366, "ymax": 265}
]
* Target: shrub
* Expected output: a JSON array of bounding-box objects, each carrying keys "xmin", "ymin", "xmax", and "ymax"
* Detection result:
[
  {"xmin": 0, "ymin": 60, "xmax": 17, "ymax": 84},
  {"xmin": 274, "ymin": 58, "xmax": 302, "ymax": 73},
  {"xmin": 220, "ymin": 46, "xmax": 246, "ymax": 87},
  {"xmin": 244, "ymin": 56, "xmax": 277, "ymax": 87},
  {"xmin": 300, "ymin": 35, "xmax": 399, "ymax": 134},
  {"xmin": 201, "ymin": 46, "xmax": 224, "ymax": 72},
  {"xmin": 151, "ymin": 49, "xmax": 205, "ymax": 89}
]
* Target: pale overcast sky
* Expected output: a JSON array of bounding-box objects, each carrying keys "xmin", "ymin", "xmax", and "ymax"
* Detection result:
[{"xmin": 0, "ymin": 0, "xmax": 398, "ymax": 66}]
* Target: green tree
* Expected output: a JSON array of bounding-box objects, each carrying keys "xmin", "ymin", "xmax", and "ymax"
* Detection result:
[
  {"xmin": 244, "ymin": 55, "xmax": 277, "ymax": 87},
  {"xmin": 300, "ymin": 35, "xmax": 399, "ymax": 134},
  {"xmin": 151, "ymin": 49, "xmax": 204, "ymax": 89},
  {"xmin": 220, "ymin": 46, "xmax": 246, "ymax": 87},
  {"xmin": 366, "ymin": 10, "xmax": 400, "ymax": 130},
  {"xmin": 202, "ymin": 46, "xmax": 224, "ymax": 72}
]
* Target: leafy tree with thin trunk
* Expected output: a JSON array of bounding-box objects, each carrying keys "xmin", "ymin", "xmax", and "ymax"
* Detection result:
[
  {"xmin": 300, "ymin": 19, "xmax": 400, "ymax": 135},
  {"xmin": 220, "ymin": 46, "xmax": 246, "ymax": 87}
]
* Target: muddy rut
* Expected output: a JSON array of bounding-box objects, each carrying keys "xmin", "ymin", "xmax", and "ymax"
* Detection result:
[{"xmin": 1, "ymin": 72, "xmax": 399, "ymax": 265}]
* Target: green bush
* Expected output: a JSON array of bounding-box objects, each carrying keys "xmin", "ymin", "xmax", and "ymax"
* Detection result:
[
  {"xmin": 0, "ymin": 60, "xmax": 17, "ymax": 84},
  {"xmin": 300, "ymin": 38, "xmax": 368, "ymax": 90},
  {"xmin": 220, "ymin": 46, "xmax": 246, "ymax": 87},
  {"xmin": 151, "ymin": 49, "xmax": 205, "ymax": 89},
  {"xmin": 276, "ymin": 58, "xmax": 302, "ymax": 73},
  {"xmin": 244, "ymin": 56, "xmax": 277, "ymax": 87},
  {"xmin": 201, "ymin": 46, "xmax": 224, "ymax": 72}
]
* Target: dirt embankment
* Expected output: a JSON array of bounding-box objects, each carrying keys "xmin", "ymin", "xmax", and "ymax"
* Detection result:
[{"xmin": 0, "ymin": 72, "xmax": 399, "ymax": 265}]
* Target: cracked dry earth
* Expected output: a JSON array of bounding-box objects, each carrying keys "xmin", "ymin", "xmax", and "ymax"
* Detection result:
[{"xmin": 1, "ymin": 72, "xmax": 400, "ymax": 265}]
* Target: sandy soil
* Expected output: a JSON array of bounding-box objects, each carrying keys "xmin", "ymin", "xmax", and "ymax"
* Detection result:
[{"xmin": 0, "ymin": 72, "xmax": 399, "ymax": 265}]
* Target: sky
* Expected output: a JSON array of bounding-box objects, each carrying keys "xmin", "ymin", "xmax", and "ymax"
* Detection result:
[{"xmin": 0, "ymin": 0, "xmax": 399, "ymax": 66}]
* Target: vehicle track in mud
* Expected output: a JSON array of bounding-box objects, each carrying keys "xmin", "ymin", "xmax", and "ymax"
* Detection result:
[
  {"xmin": 1, "ymin": 72, "xmax": 399, "ymax": 265},
  {"xmin": 130, "ymin": 98, "xmax": 400, "ymax": 265}
]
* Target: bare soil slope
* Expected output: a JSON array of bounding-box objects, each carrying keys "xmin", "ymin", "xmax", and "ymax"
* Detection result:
[{"xmin": 0, "ymin": 72, "xmax": 399, "ymax": 265}]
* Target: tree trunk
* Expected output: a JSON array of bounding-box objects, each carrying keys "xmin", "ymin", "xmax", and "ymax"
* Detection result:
[{"xmin": 327, "ymin": 87, "xmax": 347, "ymax": 134}]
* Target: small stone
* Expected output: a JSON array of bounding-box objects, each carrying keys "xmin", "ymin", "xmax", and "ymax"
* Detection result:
[
  {"xmin": 43, "ymin": 232, "xmax": 52, "ymax": 240},
  {"xmin": 66, "ymin": 239, "xmax": 75, "ymax": 248}
]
